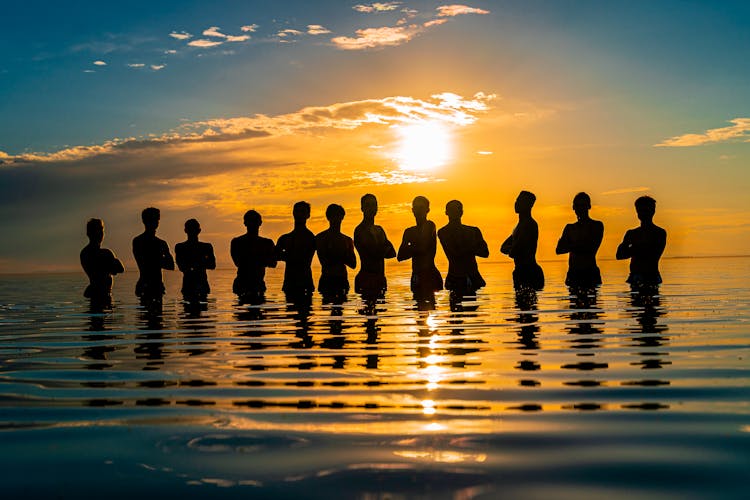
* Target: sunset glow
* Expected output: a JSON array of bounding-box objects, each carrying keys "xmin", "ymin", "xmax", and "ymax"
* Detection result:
[{"xmin": 394, "ymin": 122, "xmax": 453, "ymax": 172}]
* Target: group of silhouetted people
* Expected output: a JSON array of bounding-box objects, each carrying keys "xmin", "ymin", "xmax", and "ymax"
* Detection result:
[{"xmin": 80, "ymin": 192, "xmax": 667, "ymax": 309}]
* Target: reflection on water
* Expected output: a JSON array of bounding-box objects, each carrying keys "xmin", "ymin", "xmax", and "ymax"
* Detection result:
[{"xmin": 1, "ymin": 259, "xmax": 749, "ymax": 497}]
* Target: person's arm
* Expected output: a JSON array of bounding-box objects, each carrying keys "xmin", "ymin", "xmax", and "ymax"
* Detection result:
[
  {"xmin": 616, "ymin": 230, "xmax": 632, "ymax": 260},
  {"xmin": 205, "ymin": 244, "xmax": 216, "ymax": 270},
  {"xmin": 345, "ymin": 238, "xmax": 357, "ymax": 269},
  {"xmin": 500, "ymin": 234, "xmax": 513, "ymax": 256},
  {"xmin": 383, "ymin": 229, "xmax": 396, "ymax": 259},
  {"xmin": 161, "ymin": 241, "xmax": 175, "ymax": 270},
  {"xmin": 397, "ymin": 229, "xmax": 413, "ymax": 261},
  {"xmin": 556, "ymin": 225, "xmax": 571, "ymax": 255},
  {"xmin": 175, "ymin": 244, "xmax": 187, "ymax": 272},
  {"xmin": 275, "ymin": 235, "xmax": 288, "ymax": 262},
  {"xmin": 591, "ymin": 221, "xmax": 604, "ymax": 255},
  {"xmin": 474, "ymin": 228, "xmax": 489, "ymax": 258},
  {"xmin": 265, "ymin": 241, "xmax": 278, "ymax": 269},
  {"xmin": 230, "ymin": 238, "xmax": 241, "ymax": 268},
  {"xmin": 509, "ymin": 222, "xmax": 535, "ymax": 260},
  {"xmin": 109, "ymin": 250, "xmax": 124, "ymax": 275}
]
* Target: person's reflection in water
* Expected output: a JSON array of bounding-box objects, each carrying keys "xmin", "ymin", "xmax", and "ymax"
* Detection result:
[
  {"xmin": 133, "ymin": 207, "xmax": 174, "ymax": 306},
  {"xmin": 354, "ymin": 194, "xmax": 396, "ymax": 304},
  {"xmin": 134, "ymin": 298, "xmax": 166, "ymax": 371},
  {"xmin": 82, "ymin": 297, "xmax": 118, "ymax": 370},
  {"xmin": 556, "ymin": 192, "xmax": 604, "ymax": 289},
  {"xmin": 231, "ymin": 210, "xmax": 277, "ymax": 305},
  {"xmin": 81, "ymin": 218, "xmax": 124, "ymax": 309},
  {"xmin": 175, "ymin": 218, "xmax": 216, "ymax": 304},
  {"xmin": 616, "ymin": 195, "xmax": 667, "ymax": 292},
  {"xmin": 627, "ymin": 287, "xmax": 670, "ymax": 375},
  {"xmin": 398, "ymin": 196, "xmax": 443, "ymax": 311},
  {"xmin": 179, "ymin": 298, "xmax": 216, "ymax": 357},
  {"xmin": 316, "ymin": 204, "xmax": 356, "ymax": 306},
  {"xmin": 501, "ymin": 191, "xmax": 544, "ymax": 292},
  {"xmin": 561, "ymin": 287, "xmax": 606, "ymax": 385},
  {"xmin": 276, "ymin": 201, "xmax": 317, "ymax": 306},
  {"xmin": 437, "ymin": 200, "xmax": 489, "ymax": 312},
  {"xmin": 512, "ymin": 288, "xmax": 541, "ymax": 386}
]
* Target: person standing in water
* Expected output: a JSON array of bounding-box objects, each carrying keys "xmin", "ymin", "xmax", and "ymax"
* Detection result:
[
  {"xmin": 276, "ymin": 201, "xmax": 317, "ymax": 304},
  {"xmin": 438, "ymin": 200, "xmax": 489, "ymax": 308},
  {"xmin": 556, "ymin": 192, "xmax": 604, "ymax": 290},
  {"xmin": 231, "ymin": 210, "xmax": 277, "ymax": 304},
  {"xmin": 80, "ymin": 218, "xmax": 124, "ymax": 306},
  {"xmin": 616, "ymin": 195, "xmax": 667, "ymax": 290},
  {"xmin": 316, "ymin": 204, "xmax": 357, "ymax": 305},
  {"xmin": 398, "ymin": 196, "xmax": 443, "ymax": 306},
  {"xmin": 501, "ymin": 191, "xmax": 544, "ymax": 291},
  {"xmin": 174, "ymin": 218, "xmax": 216, "ymax": 302},
  {"xmin": 354, "ymin": 193, "xmax": 396, "ymax": 301},
  {"xmin": 132, "ymin": 207, "xmax": 174, "ymax": 302}
]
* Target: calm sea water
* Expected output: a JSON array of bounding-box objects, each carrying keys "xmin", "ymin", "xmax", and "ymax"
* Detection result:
[{"xmin": 1, "ymin": 258, "xmax": 749, "ymax": 499}]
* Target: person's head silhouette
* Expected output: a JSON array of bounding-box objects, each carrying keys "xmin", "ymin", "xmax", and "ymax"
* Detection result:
[
  {"xmin": 635, "ymin": 195, "xmax": 656, "ymax": 223},
  {"xmin": 445, "ymin": 199, "xmax": 463, "ymax": 221},
  {"xmin": 243, "ymin": 210, "xmax": 262, "ymax": 233},
  {"xmin": 86, "ymin": 218, "xmax": 104, "ymax": 245},
  {"xmin": 293, "ymin": 201, "xmax": 311, "ymax": 224},
  {"xmin": 141, "ymin": 207, "xmax": 160, "ymax": 232},
  {"xmin": 361, "ymin": 193, "xmax": 378, "ymax": 218},
  {"xmin": 412, "ymin": 196, "xmax": 430, "ymax": 221},
  {"xmin": 515, "ymin": 191, "xmax": 536, "ymax": 215},
  {"xmin": 573, "ymin": 192, "xmax": 591, "ymax": 219},
  {"xmin": 185, "ymin": 218, "xmax": 201, "ymax": 238},
  {"xmin": 326, "ymin": 203, "xmax": 345, "ymax": 226}
]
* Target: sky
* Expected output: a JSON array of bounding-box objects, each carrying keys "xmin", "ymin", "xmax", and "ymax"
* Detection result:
[{"xmin": 1, "ymin": 0, "xmax": 749, "ymax": 272}]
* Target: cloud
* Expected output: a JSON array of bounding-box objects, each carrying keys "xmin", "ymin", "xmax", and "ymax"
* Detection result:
[
  {"xmin": 655, "ymin": 118, "xmax": 750, "ymax": 147},
  {"xmin": 226, "ymin": 35, "xmax": 250, "ymax": 42},
  {"xmin": 353, "ymin": 2, "xmax": 401, "ymax": 13},
  {"xmin": 165, "ymin": 49, "xmax": 177, "ymax": 54},
  {"xmin": 203, "ymin": 26, "xmax": 227, "ymax": 38},
  {"xmin": 332, "ymin": 26, "xmax": 416, "ymax": 50},
  {"xmin": 476, "ymin": 151, "xmax": 493, "ymax": 155},
  {"xmin": 151, "ymin": 64, "xmax": 166, "ymax": 71},
  {"xmin": 93, "ymin": 60, "xmax": 107, "ymax": 66},
  {"xmin": 127, "ymin": 63, "xmax": 145, "ymax": 68},
  {"xmin": 307, "ymin": 24, "xmax": 331, "ymax": 35},
  {"xmin": 277, "ymin": 29, "xmax": 304, "ymax": 37},
  {"xmin": 188, "ymin": 39, "xmax": 224, "ymax": 48},
  {"xmin": 600, "ymin": 186, "xmax": 651, "ymax": 196},
  {"xmin": 169, "ymin": 31, "xmax": 192, "ymax": 40},
  {"xmin": 437, "ymin": 4, "xmax": 491, "ymax": 17},
  {"xmin": 423, "ymin": 19, "xmax": 449, "ymax": 27},
  {"xmin": 241, "ymin": 24, "xmax": 259, "ymax": 32}
]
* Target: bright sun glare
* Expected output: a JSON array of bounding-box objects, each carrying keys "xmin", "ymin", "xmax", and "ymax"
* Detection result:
[{"xmin": 395, "ymin": 122, "xmax": 452, "ymax": 172}]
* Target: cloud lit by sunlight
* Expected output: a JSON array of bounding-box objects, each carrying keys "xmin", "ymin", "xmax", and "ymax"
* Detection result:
[{"xmin": 394, "ymin": 121, "xmax": 453, "ymax": 171}]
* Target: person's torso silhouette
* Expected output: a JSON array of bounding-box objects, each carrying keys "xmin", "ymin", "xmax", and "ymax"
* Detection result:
[
  {"xmin": 437, "ymin": 200, "xmax": 489, "ymax": 296},
  {"xmin": 398, "ymin": 196, "xmax": 443, "ymax": 300},
  {"xmin": 175, "ymin": 219, "xmax": 216, "ymax": 301},
  {"xmin": 231, "ymin": 210, "xmax": 276, "ymax": 303},
  {"xmin": 617, "ymin": 196, "xmax": 667, "ymax": 288},
  {"xmin": 353, "ymin": 194, "xmax": 396, "ymax": 300},
  {"xmin": 132, "ymin": 207, "xmax": 174, "ymax": 300},
  {"xmin": 556, "ymin": 192, "xmax": 604, "ymax": 289},
  {"xmin": 316, "ymin": 204, "xmax": 356, "ymax": 304},
  {"xmin": 501, "ymin": 191, "xmax": 544, "ymax": 291},
  {"xmin": 276, "ymin": 202, "xmax": 316, "ymax": 301},
  {"xmin": 80, "ymin": 218, "xmax": 124, "ymax": 305}
]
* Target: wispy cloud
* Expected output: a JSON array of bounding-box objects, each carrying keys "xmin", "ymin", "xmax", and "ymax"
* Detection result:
[
  {"xmin": 169, "ymin": 31, "xmax": 192, "ymax": 40},
  {"xmin": 353, "ymin": 2, "xmax": 401, "ymax": 13},
  {"xmin": 188, "ymin": 39, "xmax": 224, "ymax": 48},
  {"xmin": 93, "ymin": 60, "xmax": 107, "ymax": 66},
  {"xmin": 656, "ymin": 118, "xmax": 750, "ymax": 147},
  {"xmin": 241, "ymin": 24, "xmax": 259, "ymax": 32},
  {"xmin": 151, "ymin": 64, "xmax": 166, "ymax": 71},
  {"xmin": 127, "ymin": 63, "xmax": 145, "ymax": 68},
  {"xmin": 601, "ymin": 186, "xmax": 651, "ymax": 196},
  {"xmin": 278, "ymin": 29, "xmax": 304, "ymax": 37},
  {"xmin": 307, "ymin": 24, "xmax": 331, "ymax": 35},
  {"xmin": 332, "ymin": 26, "xmax": 416, "ymax": 50},
  {"xmin": 203, "ymin": 26, "xmax": 226, "ymax": 38},
  {"xmin": 437, "ymin": 4, "xmax": 491, "ymax": 17},
  {"xmin": 423, "ymin": 19, "xmax": 449, "ymax": 27}
]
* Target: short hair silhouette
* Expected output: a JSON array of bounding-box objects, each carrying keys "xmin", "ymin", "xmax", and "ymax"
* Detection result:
[
  {"xmin": 293, "ymin": 201, "xmax": 311, "ymax": 219},
  {"xmin": 243, "ymin": 210, "xmax": 262, "ymax": 228},
  {"xmin": 184, "ymin": 218, "xmax": 200, "ymax": 234},
  {"xmin": 326, "ymin": 204, "xmax": 345, "ymax": 221},
  {"xmin": 141, "ymin": 207, "xmax": 160, "ymax": 226},
  {"xmin": 86, "ymin": 218, "xmax": 104, "ymax": 238},
  {"xmin": 573, "ymin": 192, "xmax": 591, "ymax": 207},
  {"xmin": 518, "ymin": 191, "xmax": 536, "ymax": 208},
  {"xmin": 361, "ymin": 193, "xmax": 377, "ymax": 206},
  {"xmin": 413, "ymin": 196, "xmax": 429, "ymax": 210},
  {"xmin": 635, "ymin": 195, "xmax": 656, "ymax": 214},
  {"xmin": 446, "ymin": 200, "xmax": 463, "ymax": 217}
]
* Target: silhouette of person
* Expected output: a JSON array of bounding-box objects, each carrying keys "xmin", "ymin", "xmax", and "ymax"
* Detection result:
[
  {"xmin": 398, "ymin": 196, "xmax": 443, "ymax": 307},
  {"xmin": 132, "ymin": 207, "xmax": 174, "ymax": 302},
  {"xmin": 437, "ymin": 200, "xmax": 489, "ymax": 308},
  {"xmin": 616, "ymin": 195, "xmax": 667, "ymax": 289},
  {"xmin": 231, "ymin": 210, "xmax": 277, "ymax": 304},
  {"xmin": 354, "ymin": 193, "xmax": 396, "ymax": 301},
  {"xmin": 316, "ymin": 204, "xmax": 357, "ymax": 304},
  {"xmin": 276, "ymin": 201, "xmax": 317, "ymax": 304},
  {"xmin": 501, "ymin": 191, "xmax": 544, "ymax": 291},
  {"xmin": 556, "ymin": 192, "xmax": 604, "ymax": 289},
  {"xmin": 174, "ymin": 218, "xmax": 216, "ymax": 302},
  {"xmin": 80, "ymin": 218, "xmax": 124, "ymax": 306}
]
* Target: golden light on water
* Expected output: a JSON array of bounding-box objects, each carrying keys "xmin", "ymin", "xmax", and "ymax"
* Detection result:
[{"xmin": 394, "ymin": 121, "xmax": 452, "ymax": 171}]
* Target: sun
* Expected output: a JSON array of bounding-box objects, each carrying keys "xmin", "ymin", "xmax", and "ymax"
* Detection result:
[{"xmin": 394, "ymin": 121, "xmax": 453, "ymax": 172}]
